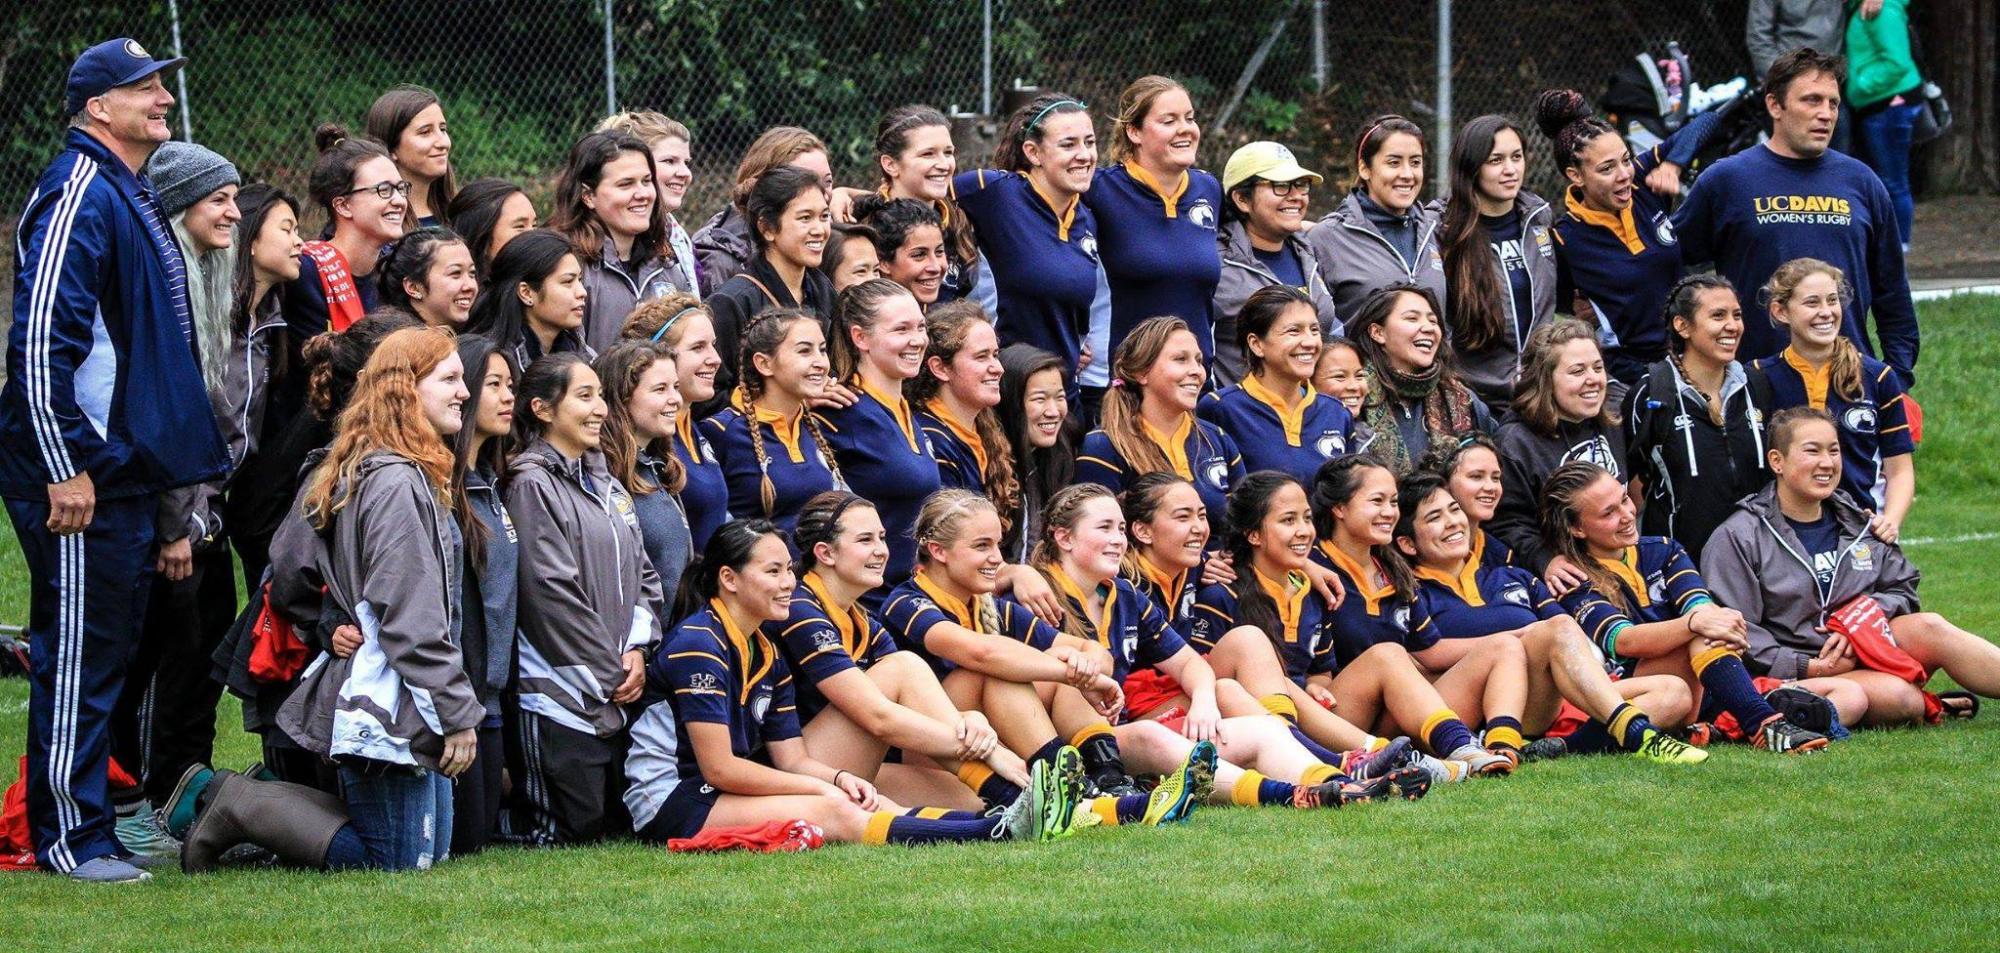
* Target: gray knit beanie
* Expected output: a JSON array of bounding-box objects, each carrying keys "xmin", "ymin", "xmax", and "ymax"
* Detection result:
[{"xmin": 147, "ymin": 140, "xmax": 240, "ymax": 218}]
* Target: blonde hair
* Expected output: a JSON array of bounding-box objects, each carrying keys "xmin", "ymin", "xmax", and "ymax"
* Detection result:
[
  {"xmin": 597, "ymin": 110, "xmax": 690, "ymax": 147},
  {"xmin": 730, "ymin": 126, "xmax": 828, "ymax": 209},
  {"xmin": 913, "ymin": 488, "xmax": 1004, "ymax": 634},
  {"xmin": 1763, "ymin": 257, "xmax": 1864, "ymax": 403},
  {"xmin": 621, "ymin": 291, "xmax": 707, "ymax": 345},
  {"xmin": 304, "ymin": 327, "xmax": 459, "ymax": 528},
  {"xmin": 1108, "ymin": 75, "xmax": 1187, "ymax": 165}
]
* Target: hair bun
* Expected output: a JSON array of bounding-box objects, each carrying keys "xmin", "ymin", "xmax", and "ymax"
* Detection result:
[
  {"xmin": 314, "ymin": 122, "xmax": 352, "ymax": 153},
  {"xmin": 1531, "ymin": 89, "xmax": 1593, "ymax": 142}
]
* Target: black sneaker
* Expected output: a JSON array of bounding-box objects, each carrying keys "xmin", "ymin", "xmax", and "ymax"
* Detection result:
[
  {"xmin": 1764, "ymin": 686, "xmax": 1838, "ymax": 734},
  {"xmin": 1753, "ymin": 717, "xmax": 1829, "ymax": 755},
  {"xmin": 1521, "ymin": 736, "xmax": 1570, "ymax": 763}
]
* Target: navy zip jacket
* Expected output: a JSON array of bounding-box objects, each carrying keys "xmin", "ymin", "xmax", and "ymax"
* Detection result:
[{"xmin": 2, "ymin": 129, "xmax": 226, "ymax": 499}]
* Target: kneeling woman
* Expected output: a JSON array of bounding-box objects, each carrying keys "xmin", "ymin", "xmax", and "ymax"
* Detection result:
[
  {"xmin": 509, "ymin": 353, "xmax": 669, "ymax": 842},
  {"xmin": 1703, "ymin": 409, "xmax": 1997, "ymax": 727},
  {"xmin": 1036, "ymin": 484, "xmax": 1423, "ymax": 807},
  {"xmin": 625, "ymin": 519, "xmax": 1081, "ymax": 845},
  {"xmin": 181, "ymin": 328, "xmax": 481, "ymax": 873},
  {"xmin": 776, "ymin": 492, "xmax": 1032, "ymax": 812},
  {"xmin": 1544, "ymin": 461, "xmax": 1829, "ymax": 753},
  {"xmin": 1395, "ymin": 468, "xmax": 1705, "ymax": 764}
]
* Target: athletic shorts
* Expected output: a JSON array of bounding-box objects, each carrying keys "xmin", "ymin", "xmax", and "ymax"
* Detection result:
[
  {"xmin": 636, "ymin": 780, "xmax": 723, "ymax": 843},
  {"xmin": 1121, "ymin": 668, "xmax": 1184, "ymax": 721}
]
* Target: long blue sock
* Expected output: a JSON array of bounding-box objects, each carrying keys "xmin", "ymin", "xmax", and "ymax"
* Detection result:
[
  {"xmin": 1696, "ymin": 652, "xmax": 1779, "ymax": 730},
  {"xmin": 1288, "ymin": 725, "xmax": 1345, "ymax": 764}
]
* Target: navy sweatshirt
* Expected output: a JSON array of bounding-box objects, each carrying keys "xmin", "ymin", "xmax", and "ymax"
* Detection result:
[{"xmin": 1673, "ymin": 145, "xmax": 1918, "ymax": 386}]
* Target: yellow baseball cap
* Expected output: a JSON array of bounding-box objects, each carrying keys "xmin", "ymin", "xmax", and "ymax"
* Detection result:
[{"xmin": 1222, "ymin": 142, "xmax": 1323, "ymax": 193}]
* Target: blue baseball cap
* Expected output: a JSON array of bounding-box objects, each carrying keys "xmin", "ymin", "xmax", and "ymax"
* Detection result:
[{"xmin": 65, "ymin": 38, "xmax": 185, "ymax": 116}]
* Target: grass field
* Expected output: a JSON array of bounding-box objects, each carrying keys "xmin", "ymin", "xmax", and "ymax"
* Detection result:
[{"xmin": 2, "ymin": 296, "xmax": 1998, "ymax": 951}]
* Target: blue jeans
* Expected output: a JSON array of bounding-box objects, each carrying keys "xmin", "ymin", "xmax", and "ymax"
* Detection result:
[
  {"xmin": 1856, "ymin": 101, "xmax": 1922, "ymax": 249},
  {"xmin": 338, "ymin": 762, "xmax": 454, "ymax": 871}
]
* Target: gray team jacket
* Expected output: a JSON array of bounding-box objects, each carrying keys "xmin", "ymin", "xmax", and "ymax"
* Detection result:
[
  {"xmin": 1212, "ymin": 220, "xmax": 1341, "ymax": 384},
  {"xmin": 156, "ymin": 292, "xmax": 290, "ymax": 544},
  {"xmin": 1303, "ymin": 191, "xmax": 1447, "ymax": 322},
  {"xmin": 1700, "ymin": 483, "xmax": 1921, "ymax": 680},
  {"xmin": 1424, "ymin": 192, "xmax": 1558, "ymax": 402},
  {"xmin": 277, "ymin": 452, "xmax": 483, "ymax": 770},
  {"xmin": 507, "ymin": 438, "xmax": 666, "ymax": 737},
  {"xmin": 580, "ymin": 224, "xmax": 696, "ymax": 353}
]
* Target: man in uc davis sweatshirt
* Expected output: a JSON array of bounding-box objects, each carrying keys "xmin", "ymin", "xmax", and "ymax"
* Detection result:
[{"xmin": 1674, "ymin": 47, "xmax": 1918, "ymax": 387}]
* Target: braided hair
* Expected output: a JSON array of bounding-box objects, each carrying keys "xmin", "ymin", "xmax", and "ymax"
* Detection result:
[
  {"xmin": 736, "ymin": 307, "xmax": 842, "ymax": 515},
  {"xmin": 1532, "ymin": 88, "xmax": 1618, "ymax": 177},
  {"xmin": 1664, "ymin": 273, "xmax": 1741, "ymax": 424}
]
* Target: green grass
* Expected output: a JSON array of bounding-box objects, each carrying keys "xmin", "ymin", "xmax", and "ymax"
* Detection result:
[{"xmin": 3, "ymin": 297, "xmax": 1999, "ymax": 951}]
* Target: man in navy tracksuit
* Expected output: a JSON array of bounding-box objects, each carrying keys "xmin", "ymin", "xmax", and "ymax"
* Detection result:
[{"xmin": 1, "ymin": 39, "xmax": 227, "ymax": 883}]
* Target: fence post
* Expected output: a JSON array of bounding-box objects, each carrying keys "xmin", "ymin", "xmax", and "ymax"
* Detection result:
[
  {"xmin": 602, "ymin": 0, "xmax": 617, "ymax": 116},
  {"xmin": 1312, "ymin": 0, "xmax": 1326, "ymax": 91},
  {"xmin": 1434, "ymin": 0, "xmax": 1452, "ymax": 198},
  {"xmin": 982, "ymin": 0, "xmax": 994, "ymax": 116},
  {"xmin": 169, "ymin": 0, "xmax": 191, "ymax": 141}
]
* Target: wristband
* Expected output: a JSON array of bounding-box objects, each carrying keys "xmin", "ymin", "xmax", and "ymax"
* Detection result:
[{"xmin": 833, "ymin": 769, "xmax": 851, "ymax": 787}]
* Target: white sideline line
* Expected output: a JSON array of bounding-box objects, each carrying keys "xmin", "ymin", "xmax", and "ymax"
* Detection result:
[
  {"xmin": 1902, "ymin": 531, "xmax": 2000, "ymax": 546},
  {"xmin": 1909, "ymin": 284, "xmax": 2000, "ymax": 302}
]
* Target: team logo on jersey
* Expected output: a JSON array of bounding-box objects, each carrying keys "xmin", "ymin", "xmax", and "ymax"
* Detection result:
[
  {"xmin": 1316, "ymin": 430, "xmax": 1347, "ymax": 457},
  {"xmin": 1654, "ymin": 215, "xmax": 1678, "ymax": 246},
  {"xmin": 945, "ymin": 261, "xmax": 963, "ymax": 287},
  {"xmin": 1533, "ymin": 226, "xmax": 1555, "ymax": 258},
  {"xmin": 1392, "ymin": 605, "xmax": 1412, "ymax": 632},
  {"xmin": 687, "ymin": 672, "xmax": 719, "ymax": 691},
  {"xmin": 1080, "ymin": 236, "xmax": 1100, "ymax": 262},
  {"xmin": 910, "ymin": 597, "xmax": 937, "ymax": 615},
  {"xmin": 1189, "ymin": 615, "xmax": 1213, "ymax": 642},
  {"xmin": 1843, "ymin": 404, "xmax": 1877, "ymax": 433},
  {"xmin": 1563, "ymin": 436, "xmax": 1621, "ymax": 475},
  {"xmin": 1120, "ymin": 626, "xmax": 1139, "ymax": 663},
  {"xmin": 1672, "ymin": 412, "xmax": 1694, "ymax": 433},
  {"xmin": 1646, "ymin": 572, "xmax": 1666, "ymax": 604},
  {"xmin": 1501, "ymin": 583, "xmax": 1531, "ymax": 607},
  {"xmin": 1203, "ymin": 458, "xmax": 1230, "ymax": 490},
  {"xmin": 1752, "ymin": 194, "xmax": 1853, "ymax": 227},
  {"xmin": 1850, "ymin": 544, "xmax": 1875, "ymax": 572},
  {"xmin": 696, "ymin": 433, "xmax": 718, "ymax": 462},
  {"xmin": 811, "ymin": 629, "xmax": 842, "ymax": 652},
  {"xmin": 750, "ymin": 689, "xmax": 773, "ymax": 722},
  {"xmin": 1188, "ymin": 200, "xmax": 1218, "ymax": 230},
  {"xmin": 124, "ymin": 40, "xmax": 150, "ymax": 59},
  {"xmin": 1176, "ymin": 586, "xmax": 1197, "ymax": 620}
]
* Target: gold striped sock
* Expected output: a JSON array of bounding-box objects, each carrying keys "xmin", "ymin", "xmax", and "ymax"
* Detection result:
[
  {"xmin": 912, "ymin": 806, "xmax": 951, "ymax": 820},
  {"xmin": 1607, "ymin": 705, "xmax": 1643, "ymax": 742},
  {"xmin": 1260, "ymin": 693, "xmax": 1301, "ymax": 724},
  {"xmin": 862, "ymin": 811, "xmax": 896, "ymax": 845},
  {"xmin": 956, "ymin": 761, "xmax": 996, "ymax": 792},
  {"xmin": 1069, "ymin": 722, "xmax": 1115, "ymax": 747},
  {"xmin": 1231, "ymin": 771, "xmax": 1267, "ymax": 807},
  {"xmin": 1691, "ymin": 645, "xmax": 1735, "ymax": 675},
  {"xmin": 1421, "ymin": 708, "xmax": 1461, "ymax": 750},
  {"xmin": 1299, "ymin": 763, "xmax": 1340, "ymax": 787},
  {"xmin": 1088, "ymin": 796, "xmax": 1121, "ymax": 827},
  {"xmin": 1485, "ymin": 726, "xmax": 1524, "ymax": 751}
]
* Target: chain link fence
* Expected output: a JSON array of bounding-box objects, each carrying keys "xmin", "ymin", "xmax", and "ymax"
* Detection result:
[{"xmin": 3, "ymin": 0, "xmax": 1757, "ymax": 319}]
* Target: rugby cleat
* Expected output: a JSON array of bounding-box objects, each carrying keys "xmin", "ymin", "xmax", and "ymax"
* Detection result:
[
  {"xmin": 1753, "ymin": 717, "xmax": 1829, "ymax": 755},
  {"xmin": 1140, "ymin": 740, "xmax": 1215, "ymax": 826},
  {"xmin": 1446, "ymin": 742, "xmax": 1517, "ymax": 777},
  {"xmin": 1521, "ymin": 736, "xmax": 1571, "ymax": 763},
  {"xmin": 1343, "ymin": 736, "xmax": 1418, "ymax": 782},
  {"xmin": 1632, "ymin": 728, "xmax": 1709, "ymax": 765}
]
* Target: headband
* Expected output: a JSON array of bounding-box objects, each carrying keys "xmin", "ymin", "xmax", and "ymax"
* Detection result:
[
  {"xmin": 1355, "ymin": 115, "xmax": 1409, "ymax": 172},
  {"xmin": 1026, "ymin": 99, "xmax": 1087, "ymax": 134},
  {"xmin": 650, "ymin": 306, "xmax": 702, "ymax": 343}
]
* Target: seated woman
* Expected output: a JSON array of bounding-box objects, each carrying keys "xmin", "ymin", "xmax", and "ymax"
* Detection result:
[
  {"xmin": 1622, "ymin": 275, "xmax": 1774, "ymax": 563},
  {"xmin": 702, "ymin": 308, "xmax": 842, "ymax": 535},
  {"xmin": 1076, "ymin": 316, "xmax": 1244, "ymax": 540},
  {"xmin": 1703, "ymin": 409, "xmax": 1995, "ymax": 728},
  {"xmin": 1199, "ymin": 286, "xmax": 1356, "ymax": 484},
  {"xmin": 177, "ymin": 328, "xmax": 481, "ymax": 873},
  {"xmin": 1752, "ymin": 258, "xmax": 1914, "ymax": 543},
  {"xmin": 1308, "ymin": 457, "xmax": 1516, "ymax": 778},
  {"xmin": 1543, "ymin": 460, "xmax": 1830, "ymax": 753},
  {"xmin": 1344, "ymin": 285, "xmax": 1494, "ymax": 473},
  {"xmin": 999, "ymin": 344, "xmax": 1080, "ymax": 562},
  {"xmin": 1033, "ymin": 484, "xmax": 1425, "ymax": 806},
  {"xmin": 1491, "ymin": 317, "xmax": 1624, "ymax": 586},
  {"xmin": 773, "ymin": 491, "xmax": 1031, "ymax": 813},
  {"xmin": 624, "ymin": 519, "xmax": 1080, "ymax": 846},
  {"xmin": 1395, "ymin": 468, "xmax": 1705, "ymax": 765}
]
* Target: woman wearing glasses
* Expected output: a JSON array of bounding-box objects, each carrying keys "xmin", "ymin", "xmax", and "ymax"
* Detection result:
[
  {"xmin": 1213, "ymin": 142, "xmax": 1340, "ymax": 384},
  {"xmin": 285, "ymin": 125, "xmax": 412, "ymax": 339}
]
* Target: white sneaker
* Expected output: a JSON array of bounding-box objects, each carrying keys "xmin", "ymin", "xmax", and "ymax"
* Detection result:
[{"xmin": 68, "ymin": 856, "xmax": 151, "ymax": 883}]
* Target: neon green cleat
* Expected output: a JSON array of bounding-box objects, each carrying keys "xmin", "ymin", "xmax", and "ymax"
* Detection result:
[
  {"xmin": 1140, "ymin": 740, "xmax": 1215, "ymax": 826},
  {"xmin": 1634, "ymin": 727, "xmax": 1709, "ymax": 764}
]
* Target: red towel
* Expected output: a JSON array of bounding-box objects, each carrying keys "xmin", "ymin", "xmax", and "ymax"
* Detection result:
[
  {"xmin": 1826, "ymin": 595, "xmax": 1944, "ymax": 724},
  {"xmin": 247, "ymin": 582, "xmax": 311, "ymax": 684},
  {"xmin": 667, "ymin": 819, "xmax": 825, "ymax": 853}
]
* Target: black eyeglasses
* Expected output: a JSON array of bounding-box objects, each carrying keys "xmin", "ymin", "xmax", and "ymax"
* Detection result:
[
  {"xmin": 345, "ymin": 180, "xmax": 413, "ymax": 201},
  {"xmin": 1261, "ymin": 178, "xmax": 1314, "ymax": 197}
]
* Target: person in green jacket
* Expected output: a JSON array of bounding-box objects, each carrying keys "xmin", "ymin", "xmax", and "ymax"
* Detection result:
[{"xmin": 1845, "ymin": 0, "xmax": 1924, "ymax": 249}]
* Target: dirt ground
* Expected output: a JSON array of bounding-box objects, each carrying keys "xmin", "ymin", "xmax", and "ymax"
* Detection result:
[{"xmin": 1907, "ymin": 196, "xmax": 2000, "ymax": 279}]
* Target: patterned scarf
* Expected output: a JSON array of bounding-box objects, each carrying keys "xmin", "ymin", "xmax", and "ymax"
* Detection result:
[{"xmin": 1361, "ymin": 360, "xmax": 1477, "ymax": 473}]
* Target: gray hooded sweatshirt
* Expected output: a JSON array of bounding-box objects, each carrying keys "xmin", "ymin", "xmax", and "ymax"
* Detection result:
[
  {"xmin": 1700, "ymin": 484, "xmax": 1921, "ymax": 680},
  {"xmin": 1211, "ymin": 220, "xmax": 1341, "ymax": 384},
  {"xmin": 1302, "ymin": 190, "xmax": 1447, "ymax": 322},
  {"xmin": 278, "ymin": 452, "xmax": 483, "ymax": 770},
  {"xmin": 507, "ymin": 438, "xmax": 666, "ymax": 738}
]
